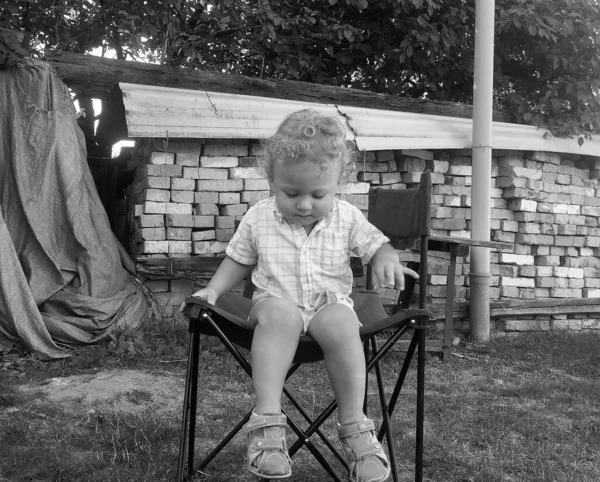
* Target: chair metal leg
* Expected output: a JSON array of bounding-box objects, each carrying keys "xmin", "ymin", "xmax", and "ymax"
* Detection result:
[
  {"xmin": 376, "ymin": 325, "xmax": 417, "ymax": 441},
  {"xmin": 177, "ymin": 316, "xmax": 201, "ymax": 482},
  {"xmin": 196, "ymin": 408, "xmax": 252, "ymax": 472},
  {"xmin": 287, "ymin": 397, "xmax": 338, "ymax": 456},
  {"xmin": 372, "ymin": 321, "xmax": 426, "ymax": 482},
  {"xmin": 363, "ymin": 339, "xmax": 370, "ymax": 416},
  {"xmin": 415, "ymin": 322, "xmax": 426, "ymax": 482},
  {"xmin": 187, "ymin": 330, "xmax": 201, "ymax": 474},
  {"xmin": 283, "ymin": 384, "xmax": 347, "ymax": 468},
  {"xmin": 371, "ymin": 337, "xmax": 399, "ymax": 482},
  {"xmin": 284, "ymin": 406, "xmax": 346, "ymax": 482}
]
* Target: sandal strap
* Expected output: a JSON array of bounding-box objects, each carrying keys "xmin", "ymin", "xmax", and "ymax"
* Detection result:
[
  {"xmin": 248, "ymin": 438, "xmax": 288, "ymax": 452},
  {"xmin": 338, "ymin": 419, "xmax": 376, "ymax": 439},
  {"xmin": 243, "ymin": 414, "xmax": 287, "ymax": 433},
  {"xmin": 345, "ymin": 441, "xmax": 386, "ymax": 462}
]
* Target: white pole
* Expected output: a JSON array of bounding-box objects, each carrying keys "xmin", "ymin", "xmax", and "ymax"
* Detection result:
[{"xmin": 470, "ymin": 0, "xmax": 495, "ymax": 342}]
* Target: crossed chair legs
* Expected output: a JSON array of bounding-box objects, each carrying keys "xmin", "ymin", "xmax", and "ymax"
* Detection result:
[{"xmin": 177, "ymin": 306, "xmax": 427, "ymax": 482}]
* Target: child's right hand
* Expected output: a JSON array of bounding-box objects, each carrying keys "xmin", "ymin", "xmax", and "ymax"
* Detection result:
[{"xmin": 179, "ymin": 286, "xmax": 219, "ymax": 312}]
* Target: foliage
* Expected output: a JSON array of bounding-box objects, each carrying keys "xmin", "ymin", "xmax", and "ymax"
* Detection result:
[
  {"xmin": 496, "ymin": 0, "xmax": 600, "ymax": 140},
  {"xmin": 1, "ymin": 0, "xmax": 599, "ymax": 138},
  {"xmin": 0, "ymin": 28, "xmax": 30, "ymax": 68}
]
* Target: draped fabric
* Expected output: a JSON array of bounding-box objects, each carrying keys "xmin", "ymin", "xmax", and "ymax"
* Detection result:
[{"xmin": 0, "ymin": 59, "xmax": 150, "ymax": 359}]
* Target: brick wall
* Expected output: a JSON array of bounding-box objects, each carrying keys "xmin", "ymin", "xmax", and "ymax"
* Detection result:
[{"xmin": 124, "ymin": 138, "xmax": 600, "ymax": 333}]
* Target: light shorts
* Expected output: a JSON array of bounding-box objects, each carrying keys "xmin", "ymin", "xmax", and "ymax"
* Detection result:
[{"xmin": 249, "ymin": 291, "xmax": 358, "ymax": 334}]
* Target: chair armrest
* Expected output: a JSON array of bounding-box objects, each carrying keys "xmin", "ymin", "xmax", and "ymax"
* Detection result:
[
  {"xmin": 428, "ymin": 234, "xmax": 513, "ymax": 251},
  {"xmin": 390, "ymin": 235, "xmax": 512, "ymax": 257}
]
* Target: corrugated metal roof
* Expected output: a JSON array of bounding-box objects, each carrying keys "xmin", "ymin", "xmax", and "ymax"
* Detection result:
[{"xmin": 120, "ymin": 82, "xmax": 599, "ymax": 156}]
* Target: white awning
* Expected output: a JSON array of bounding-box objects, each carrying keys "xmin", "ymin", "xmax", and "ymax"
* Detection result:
[{"xmin": 120, "ymin": 82, "xmax": 599, "ymax": 156}]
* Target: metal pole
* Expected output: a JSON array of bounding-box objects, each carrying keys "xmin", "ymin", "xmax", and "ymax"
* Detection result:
[{"xmin": 470, "ymin": 0, "xmax": 495, "ymax": 342}]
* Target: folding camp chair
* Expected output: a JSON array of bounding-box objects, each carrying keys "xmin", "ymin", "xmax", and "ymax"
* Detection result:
[{"xmin": 177, "ymin": 171, "xmax": 436, "ymax": 482}]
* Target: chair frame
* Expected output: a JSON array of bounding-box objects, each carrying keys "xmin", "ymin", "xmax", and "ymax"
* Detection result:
[
  {"xmin": 178, "ymin": 296, "xmax": 429, "ymax": 482},
  {"xmin": 177, "ymin": 173, "xmax": 437, "ymax": 482}
]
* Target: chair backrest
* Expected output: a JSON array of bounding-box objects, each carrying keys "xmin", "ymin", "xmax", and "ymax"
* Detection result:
[{"xmin": 367, "ymin": 170, "xmax": 432, "ymax": 249}]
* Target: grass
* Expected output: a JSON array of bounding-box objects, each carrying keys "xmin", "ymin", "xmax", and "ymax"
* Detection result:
[{"xmin": 1, "ymin": 326, "xmax": 599, "ymax": 482}]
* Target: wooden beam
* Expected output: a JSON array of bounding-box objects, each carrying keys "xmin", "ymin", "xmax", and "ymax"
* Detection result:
[
  {"xmin": 47, "ymin": 52, "xmax": 507, "ymax": 121},
  {"xmin": 427, "ymin": 298, "xmax": 600, "ymax": 321},
  {"xmin": 136, "ymin": 255, "xmax": 364, "ymax": 281},
  {"xmin": 136, "ymin": 257, "xmax": 223, "ymax": 281}
]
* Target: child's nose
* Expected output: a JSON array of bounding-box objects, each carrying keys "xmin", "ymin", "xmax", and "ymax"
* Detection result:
[{"xmin": 297, "ymin": 197, "xmax": 312, "ymax": 211}]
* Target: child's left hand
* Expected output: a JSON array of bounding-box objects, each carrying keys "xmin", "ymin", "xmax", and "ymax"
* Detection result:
[{"xmin": 371, "ymin": 244, "xmax": 419, "ymax": 291}]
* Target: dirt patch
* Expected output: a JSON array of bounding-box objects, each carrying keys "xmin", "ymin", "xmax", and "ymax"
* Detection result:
[{"xmin": 17, "ymin": 368, "xmax": 184, "ymax": 415}]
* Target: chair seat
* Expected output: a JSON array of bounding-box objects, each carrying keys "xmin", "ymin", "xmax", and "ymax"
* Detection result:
[{"xmin": 184, "ymin": 293, "xmax": 431, "ymax": 364}]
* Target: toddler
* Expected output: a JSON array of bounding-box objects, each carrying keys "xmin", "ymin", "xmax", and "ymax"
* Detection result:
[{"xmin": 183, "ymin": 109, "xmax": 418, "ymax": 482}]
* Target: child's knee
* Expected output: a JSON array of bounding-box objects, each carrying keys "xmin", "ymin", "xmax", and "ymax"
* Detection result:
[
  {"xmin": 309, "ymin": 304, "xmax": 360, "ymax": 341},
  {"xmin": 251, "ymin": 298, "xmax": 303, "ymax": 331}
]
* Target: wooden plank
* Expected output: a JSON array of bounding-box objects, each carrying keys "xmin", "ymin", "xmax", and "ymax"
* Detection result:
[
  {"xmin": 136, "ymin": 256, "xmax": 364, "ymax": 280},
  {"xmin": 136, "ymin": 257, "xmax": 224, "ymax": 281},
  {"xmin": 47, "ymin": 52, "xmax": 508, "ymax": 121},
  {"xmin": 425, "ymin": 298, "xmax": 600, "ymax": 321},
  {"xmin": 384, "ymin": 298, "xmax": 600, "ymax": 321}
]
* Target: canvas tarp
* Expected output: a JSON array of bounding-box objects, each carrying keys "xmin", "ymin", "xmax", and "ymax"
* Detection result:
[{"xmin": 0, "ymin": 58, "xmax": 151, "ymax": 360}]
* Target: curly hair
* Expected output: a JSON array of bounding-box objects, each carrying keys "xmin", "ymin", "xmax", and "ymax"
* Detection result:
[{"xmin": 259, "ymin": 109, "xmax": 357, "ymax": 184}]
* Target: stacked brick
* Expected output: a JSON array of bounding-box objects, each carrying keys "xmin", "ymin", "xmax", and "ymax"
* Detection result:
[
  {"xmin": 494, "ymin": 151, "xmax": 600, "ymax": 301},
  {"xmin": 126, "ymin": 139, "xmax": 272, "ymax": 320},
  {"xmin": 124, "ymin": 138, "xmax": 600, "ymax": 332},
  {"xmin": 127, "ymin": 139, "xmax": 269, "ymax": 259},
  {"xmin": 389, "ymin": 149, "xmax": 600, "ymax": 333},
  {"xmin": 350, "ymin": 148, "xmax": 600, "ymax": 334}
]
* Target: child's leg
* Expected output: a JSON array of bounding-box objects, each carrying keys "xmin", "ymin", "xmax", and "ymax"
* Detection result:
[
  {"xmin": 249, "ymin": 298, "xmax": 304, "ymax": 415},
  {"xmin": 243, "ymin": 298, "xmax": 303, "ymax": 479},
  {"xmin": 306, "ymin": 303, "xmax": 365, "ymax": 425},
  {"xmin": 308, "ymin": 304, "xmax": 390, "ymax": 482}
]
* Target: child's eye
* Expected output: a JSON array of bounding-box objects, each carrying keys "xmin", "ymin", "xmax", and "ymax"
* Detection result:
[
  {"xmin": 284, "ymin": 192, "xmax": 298, "ymax": 198},
  {"xmin": 313, "ymin": 194, "xmax": 325, "ymax": 199}
]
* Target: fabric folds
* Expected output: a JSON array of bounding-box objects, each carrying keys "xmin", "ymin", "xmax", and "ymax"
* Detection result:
[{"xmin": 0, "ymin": 59, "xmax": 150, "ymax": 359}]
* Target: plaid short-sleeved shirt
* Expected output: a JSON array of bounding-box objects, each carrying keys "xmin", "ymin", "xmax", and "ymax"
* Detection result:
[{"xmin": 226, "ymin": 197, "xmax": 389, "ymax": 312}]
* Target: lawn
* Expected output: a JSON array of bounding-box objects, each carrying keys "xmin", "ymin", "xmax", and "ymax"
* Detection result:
[{"xmin": 1, "ymin": 326, "xmax": 599, "ymax": 482}]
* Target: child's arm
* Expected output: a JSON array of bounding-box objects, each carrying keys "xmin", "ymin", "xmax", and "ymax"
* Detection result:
[
  {"xmin": 180, "ymin": 256, "xmax": 254, "ymax": 308},
  {"xmin": 370, "ymin": 243, "xmax": 419, "ymax": 291}
]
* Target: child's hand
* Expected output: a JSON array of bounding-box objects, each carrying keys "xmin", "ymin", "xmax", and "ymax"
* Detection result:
[
  {"xmin": 371, "ymin": 244, "xmax": 419, "ymax": 291},
  {"xmin": 372, "ymin": 260, "xmax": 419, "ymax": 291},
  {"xmin": 179, "ymin": 286, "xmax": 219, "ymax": 312}
]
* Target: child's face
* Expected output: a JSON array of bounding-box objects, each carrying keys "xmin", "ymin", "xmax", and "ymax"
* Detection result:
[{"xmin": 271, "ymin": 159, "xmax": 339, "ymax": 229}]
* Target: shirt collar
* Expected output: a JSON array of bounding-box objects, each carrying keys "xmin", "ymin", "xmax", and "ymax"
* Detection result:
[{"xmin": 271, "ymin": 196, "xmax": 338, "ymax": 228}]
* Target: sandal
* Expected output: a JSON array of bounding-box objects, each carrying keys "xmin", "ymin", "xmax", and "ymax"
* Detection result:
[
  {"xmin": 338, "ymin": 418, "xmax": 391, "ymax": 482},
  {"xmin": 243, "ymin": 412, "xmax": 292, "ymax": 479}
]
